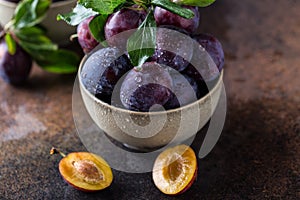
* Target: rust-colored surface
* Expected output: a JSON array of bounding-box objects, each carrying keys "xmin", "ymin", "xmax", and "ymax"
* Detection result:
[{"xmin": 0, "ymin": 0, "xmax": 299, "ymax": 199}]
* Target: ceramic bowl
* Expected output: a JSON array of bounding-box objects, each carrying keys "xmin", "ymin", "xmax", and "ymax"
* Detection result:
[
  {"xmin": 0, "ymin": 0, "xmax": 76, "ymax": 45},
  {"xmin": 78, "ymin": 59, "xmax": 223, "ymax": 151}
]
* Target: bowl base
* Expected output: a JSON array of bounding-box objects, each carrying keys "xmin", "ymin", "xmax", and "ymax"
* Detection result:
[{"xmin": 103, "ymin": 131, "xmax": 164, "ymax": 153}]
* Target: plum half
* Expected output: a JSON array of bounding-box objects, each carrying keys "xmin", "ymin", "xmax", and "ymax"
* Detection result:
[
  {"xmin": 51, "ymin": 148, "xmax": 113, "ymax": 192},
  {"xmin": 152, "ymin": 144, "xmax": 197, "ymax": 195}
]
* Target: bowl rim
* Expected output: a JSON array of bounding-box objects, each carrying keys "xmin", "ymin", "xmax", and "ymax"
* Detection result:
[
  {"xmin": 0, "ymin": 0, "xmax": 77, "ymax": 8},
  {"xmin": 78, "ymin": 55, "xmax": 224, "ymax": 116}
]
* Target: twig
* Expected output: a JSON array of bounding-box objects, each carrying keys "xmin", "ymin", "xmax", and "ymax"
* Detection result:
[{"xmin": 0, "ymin": 30, "xmax": 5, "ymax": 40}]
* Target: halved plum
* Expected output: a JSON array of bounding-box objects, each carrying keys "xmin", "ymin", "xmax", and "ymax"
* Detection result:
[
  {"xmin": 152, "ymin": 144, "xmax": 197, "ymax": 195},
  {"xmin": 51, "ymin": 148, "xmax": 113, "ymax": 192}
]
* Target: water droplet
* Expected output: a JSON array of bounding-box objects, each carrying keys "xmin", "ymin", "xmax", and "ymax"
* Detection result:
[
  {"xmin": 135, "ymin": 76, "xmax": 142, "ymax": 83},
  {"xmin": 199, "ymin": 46, "xmax": 205, "ymax": 52}
]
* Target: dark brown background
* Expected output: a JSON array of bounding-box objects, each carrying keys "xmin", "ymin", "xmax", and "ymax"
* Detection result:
[{"xmin": 0, "ymin": 0, "xmax": 299, "ymax": 199}]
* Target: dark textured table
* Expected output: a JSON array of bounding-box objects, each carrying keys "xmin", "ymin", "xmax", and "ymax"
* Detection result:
[{"xmin": 0, "ymin": 0, "xmax": 299, "ymax": 199}]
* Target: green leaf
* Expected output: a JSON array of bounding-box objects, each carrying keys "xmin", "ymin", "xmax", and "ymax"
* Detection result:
[
  {"xmin": 15, "ymin": 26, "xmax": 79, "ymax": 74},
  {"xmin": 57, "ymin": 3, "xmax": 98, "ymax": 26},
  {"xmin": 35, "ymin": 49, "xmax": 80, "ymax": 74},
  {"xmin": 4, "ymin": 33, "xmax": 17, "ymax": 55},
  {"xmin": 171, "ymin": 0, "xmax": 216, "ymax": 7},
  {"xmin": 88, "ymin": 14, "xmax": 108, "ymax": 42},
  {"xmin": 16, "ymin": 26, "xmax": 46, "ymax": 35},
  {"xmin": 78, "ymin": 0, "xmax": 126, "ymax": 14},
  {"xmin": 15, "ymin": 27, "xmax": 54, "ymax": 47},
  {"xmin": 15, "ymin": 27, "xmax": 58, "ymax": 54},
  {"xmin": 19, "ymin": 41, "xmax": 58, "ymax": 52},
  {"xmin": 13, "ymin": 0, "xmax": 50, "ymax": 29},
  {"xmin": 127, "ymin": 11, "xmax": 156, "ymax": 68},
  {"xmin": 151, "ymin": 0, "xmax": 194, "ymax": 19}
]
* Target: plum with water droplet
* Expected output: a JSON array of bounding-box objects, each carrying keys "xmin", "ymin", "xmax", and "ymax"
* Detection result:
[
  {"xmin": 164, "ymin": 71, "xmax": 200, "ymax": 110},
  {"xmin": 120, "ymin": 62, "xmax": 173, "ymax": 112},
  {"xmin": 184, "ymin": 33, "xmax": 224, "ymax": 82},
  {"xmin": 193, "ymin": 33, "xmax": 225, "ymax": 72},
  {"xmin": 0, "ymin": 39, "xmax": 32, "ymax": 85},
  {"xmin": 152, "ymin": 26, "xmax": 193, "ymax": 72},
  {"xmin": 81, "ymin": 47, "xmax": 133, "ymax": 102}
]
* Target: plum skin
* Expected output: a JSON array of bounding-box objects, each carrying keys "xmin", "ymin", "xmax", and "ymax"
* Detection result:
[
  {"xmin": 77, "ymin": 16, "xmax": 99, "ymax": 54},
  {"xmin": 81, "ymin": 47, "xmax": 133, "ymax": 103},
  {"xmin": 193, "ymin": 33, "xmax": 225, "ymax": 72},
  {"xmin": 104, "ymin": 7, "xmax": 146, "ymax": 49},
  {"xmin": 183, "ymin": 33, "xmax": 225, "ymax": 82},
  {"xmin": 164, "ymin": 73, "xmax": 200, "ymax": 110},
  {"xmin": 154, "ymin": 6, "xmax": 200, "ymax": 34},
  {"xmin": 0, "ymin": 40, "xmax": 32, "ymax": 85},
  {"xmin": 120, "ymin": 62, "xmax": 173, "ymax": 112},
  {"xmin": 152, "ymin": 25, "xmax": 193, "ymax": 72},
  {"xmin": 95, "ymin": 53, "xmax": 133, "ymax": 103}
]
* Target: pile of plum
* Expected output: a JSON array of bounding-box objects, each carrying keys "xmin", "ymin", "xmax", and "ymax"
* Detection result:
[{"xmin": 80, "ymin": 5, "xmax": 225, "ymax": 112}]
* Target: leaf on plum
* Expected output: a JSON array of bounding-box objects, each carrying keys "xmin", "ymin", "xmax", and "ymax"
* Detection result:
[
  {"xmin": 151, "ymin": 0, "xmax": 194, "ymax": 19},
  {"xmin": 89, "ymin": 14, "xmax": 108, "ymax": 42},
  {"xmin": 171, "ymin": 0, "xmax": 216, "ymax": 7},
  {"xmin": 127, "ymin": 11, "xmax": 157, "ymax": 68}
]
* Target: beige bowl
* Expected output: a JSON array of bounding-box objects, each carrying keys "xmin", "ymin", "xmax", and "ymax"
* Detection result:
[
  {"xmin": 0, "ymin": 0, "xmax": 76, "ymax": 45},
  {"xmin": 78, "ymin": 61, "xmax": 223, "ymax": 150}
]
